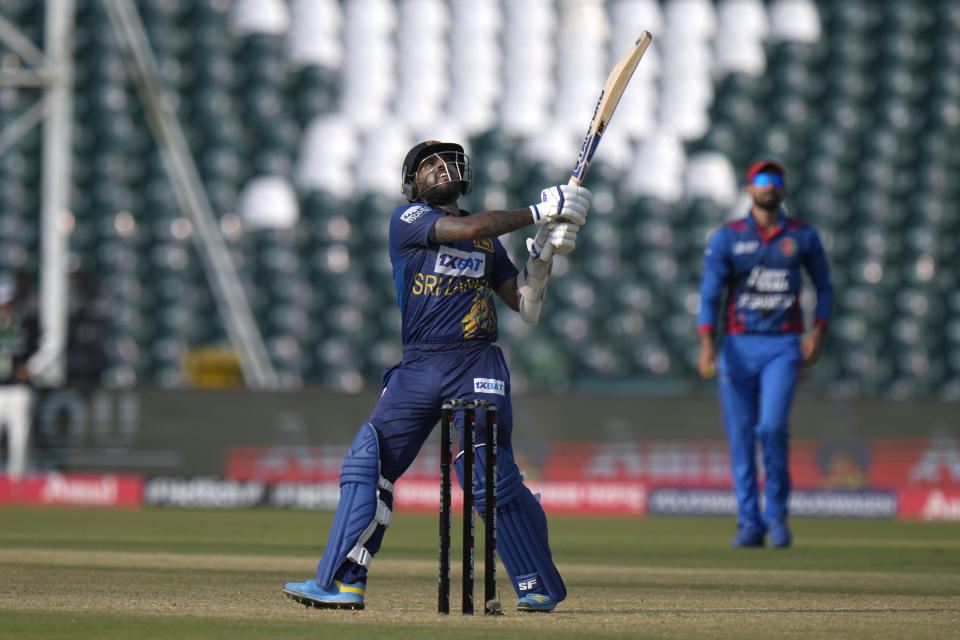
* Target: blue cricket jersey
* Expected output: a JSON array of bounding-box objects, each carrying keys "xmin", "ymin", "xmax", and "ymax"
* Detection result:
[
  {"xmin": 388, "ymin": 203, "xmax": 519, "ymax": 345},
  {"xmin": 698, "ymin": 213, "xmax": 833, "ymax": 335}
]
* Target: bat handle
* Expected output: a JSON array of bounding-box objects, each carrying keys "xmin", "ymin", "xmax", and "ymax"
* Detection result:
[
  {"xmin": 533, "ymin": 224, "xmax": 554, "ymax": 263},
  {"xmin": 535, "ymin": 174, "xmax": 585, "ymax": 263}
]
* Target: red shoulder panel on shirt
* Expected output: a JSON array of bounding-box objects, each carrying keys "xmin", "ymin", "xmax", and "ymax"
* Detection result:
[{"xmin": 727, "ymin": 219, "xmax": 749, "ymax": 231}]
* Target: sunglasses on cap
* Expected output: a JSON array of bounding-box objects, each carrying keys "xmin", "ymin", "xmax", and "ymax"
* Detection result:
[{"xmin": 751, "ymin": 172, "xmax": 784, "ymax": 188}]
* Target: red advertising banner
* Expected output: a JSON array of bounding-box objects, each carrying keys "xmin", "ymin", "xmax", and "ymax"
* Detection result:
[
  {"xmin": 393, "ymin": 479, "xmax": 647, "ymax": 516},
  {"xmin": 223, "ymin": 436, "xmax": 960, "ymax": 520},
  {"xmin": 0, "ymin": 474, "xmax": 144, "ymax": 508},
  {"xmin": 541, "ymin": 438, "xmax": 960, "ymax": 490},
  {"xmin": 540, "ymin": 441, "xmax": 732, "ymax": 486},
  {"xmin": 225, "ymin": 444, "xmax": 439, "ymax": 483},
  {"xmin": 226, "ymin": 445, "xmax": 347, "ymax": 483},
  {"xmin": 897, "ymin": 488, "xmax": 960, "ymax": 521},
  {"xmin": 792, "ymin": 437, "xmax": 960, "ymax": 491},
  {"xmin": 226, "ymin": 437, "xmax": 960, "ymax": 491}
]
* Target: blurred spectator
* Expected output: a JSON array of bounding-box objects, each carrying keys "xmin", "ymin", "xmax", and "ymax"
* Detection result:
[
  {"xmin": 0, "ymin": 276, "xmax": 38, "ymax": 478},
  {"xmin": 66, "ymin": 270, "xmax": 108, "ymax": 387}
]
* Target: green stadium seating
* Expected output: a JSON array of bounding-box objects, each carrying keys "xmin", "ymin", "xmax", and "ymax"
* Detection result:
[{"xmin": 0, "ymin": 0, "xmax": 953, "ymax": 396}]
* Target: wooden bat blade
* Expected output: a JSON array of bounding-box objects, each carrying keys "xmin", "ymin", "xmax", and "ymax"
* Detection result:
[
  {"xmin": 535, "ymin": 32, "xmax": 653, "ymax": 265},
  {"xmin": 570, "ymin": 30, "xmax": 653, "ymax": 186}
]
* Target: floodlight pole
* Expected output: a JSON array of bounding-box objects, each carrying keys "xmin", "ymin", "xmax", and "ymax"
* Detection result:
[
  {"xmin": 0, "ymin": 1, "xmax": 74, "ymax": 387},
  {"xmin": 103, "ymin": 0, "xmax": 281, "ymax": 389},
  {"xmin": 0, "ymin": 1, "xmax": 283, "ymax": 390},
  {"xmin": 34, "ymin": 0, "xmax": 73, "ymax": 387}
]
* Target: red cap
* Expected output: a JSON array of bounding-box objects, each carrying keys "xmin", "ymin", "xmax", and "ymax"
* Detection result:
[{"xmin": 745, "ymin": 158, "xmax": 785, "ymax": 183}]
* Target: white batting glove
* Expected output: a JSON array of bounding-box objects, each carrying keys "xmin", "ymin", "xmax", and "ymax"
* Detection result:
[
  {"xmin": 529, "ymin": 184, "xmax": 592, "ymax": 226},
  {"xmin": 517, "ymin": 247, "xmax": 553, "ymax": 325},
  {"xmin": 548, "ymin": 222, "xmax": 579, "ymax": 254},
  {"xmin": 526, "ymin": 222, "xmax": 581, "ymax": 261},
  {"xmin": 526, "ymin": 226, "xmax": 551, "ymax": 262}
]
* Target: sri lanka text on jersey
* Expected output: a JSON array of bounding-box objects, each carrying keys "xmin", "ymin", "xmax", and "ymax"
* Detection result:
[{"xmin": 410, "ymin": 273, "xmax": 490, "ymax": 297}]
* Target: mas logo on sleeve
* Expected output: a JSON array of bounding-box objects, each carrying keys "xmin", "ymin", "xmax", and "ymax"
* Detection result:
[{"xmin": 400, "ymin": 205, "xmax": 431, "ymax": 224}]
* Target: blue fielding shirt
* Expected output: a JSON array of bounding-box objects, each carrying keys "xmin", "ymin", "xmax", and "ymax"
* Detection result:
[
  {"xmin": 698, "ymin": 213, "xmax": 833, "ymax": 335},
  {"xmin": 388, "ymin": 203, "xmax": 519, "ymax": 345}
]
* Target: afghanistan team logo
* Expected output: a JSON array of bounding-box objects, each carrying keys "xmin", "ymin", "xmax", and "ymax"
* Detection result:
[{"xmin": 779, "ymin": 237, "xmax": 797, "ymax": 257}]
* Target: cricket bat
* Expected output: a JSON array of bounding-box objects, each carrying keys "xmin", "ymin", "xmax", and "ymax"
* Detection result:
[{"xmin": 536, "ymin": 31, "xmax": 653, "ymax": 262}]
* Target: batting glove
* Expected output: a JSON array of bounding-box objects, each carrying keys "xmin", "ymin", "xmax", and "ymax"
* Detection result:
[
  {"xmin": 547, "ymin": 222, "xmax": 579, "ymax": 254},
  {"xmin": 529, "ymin": 184, "xmax": 592, "ymax": 226},
  {"xmin": 526, "ymin": 221, "xmax": 581, "ymax": 261}
]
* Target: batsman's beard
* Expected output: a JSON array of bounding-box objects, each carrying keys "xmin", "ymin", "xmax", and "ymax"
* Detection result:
[{"xmin": 420, "ymin": 180, "xmax": 463, "ymax": 206}]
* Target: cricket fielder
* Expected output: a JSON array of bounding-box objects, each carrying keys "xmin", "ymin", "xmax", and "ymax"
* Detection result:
[
  {"xmin": 282, "ymin": 140, "xmax": 591, "ymax": 611},
  {"xmin": 697, "ymin": 159, "xmax": 833, "ymax": 548}
]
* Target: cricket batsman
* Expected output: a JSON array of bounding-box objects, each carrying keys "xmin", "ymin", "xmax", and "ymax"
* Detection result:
[
  {"xmin": 697, "ymin": 159, "xmax": 833, "ymax": 548},
  {"xmin": 282, "ymin": 140, "xmax": 591, "ymax": 611}
]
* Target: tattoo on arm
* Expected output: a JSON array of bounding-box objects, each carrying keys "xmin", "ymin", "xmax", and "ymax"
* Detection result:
[{"xmin": 433, "ymin": 209, "xmax": 532, "ymax": 243}]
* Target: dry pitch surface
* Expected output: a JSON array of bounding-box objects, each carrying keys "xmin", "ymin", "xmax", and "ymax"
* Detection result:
[{"xmin": 0, "ymin": 509, "xmax": 957, "ymax": 639}]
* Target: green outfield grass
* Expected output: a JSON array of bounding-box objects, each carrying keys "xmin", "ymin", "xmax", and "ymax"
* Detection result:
[{"xmin": 1, "ymin": 508, "xmax": 958, "ymax": 639}]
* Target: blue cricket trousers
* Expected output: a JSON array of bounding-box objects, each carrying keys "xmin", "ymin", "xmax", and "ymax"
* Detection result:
[
  {"xmin": 369, "ymin": 341, "xmax": 514, "ymax": 483},
  {"xmin": 718, "ymin": 333, "xmax": 801, "ymax": 530}
]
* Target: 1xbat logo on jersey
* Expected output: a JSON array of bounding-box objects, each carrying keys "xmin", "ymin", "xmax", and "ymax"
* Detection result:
[
  {"xmin": 435, "ymin": 247, "xmax": 485, "ymax": 278},
  {"xmin": 473, "ymin": 378, "xmax": 505, "ymax": 396}
]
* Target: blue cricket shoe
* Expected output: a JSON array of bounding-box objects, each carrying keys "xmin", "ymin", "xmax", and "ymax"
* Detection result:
[
  {"xmin": 730, "ymin": 525, "xmax": 766, "ymax": 548},
  {"xmin": 517, "ymin": 593, "xmax": 557, "ymax": 612},
  {"xmin": 282, "ymin": 579, "xmax": 366, "ymax": 610},
  {"xmin": 768, "ymin": 521, "xmax": 793, "ymax": 549}
]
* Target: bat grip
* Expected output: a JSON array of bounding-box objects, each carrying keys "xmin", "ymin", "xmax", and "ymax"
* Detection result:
[
  {"xmin": 533, "ymin": 224, "xmax": 554, "ymax": 263},
  {"xmin": 538, "ymin": 174, "xmax": 584, "ymax": 263},
  {"xmin": 536, "ymin": 173, "xmax": 585, "ymax": 263}
]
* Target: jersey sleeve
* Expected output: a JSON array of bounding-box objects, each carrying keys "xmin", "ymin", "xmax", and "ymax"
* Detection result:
[
  {"xmin": 697, "ymin": 228, "xmax": 731, "ymax": 333},
  {"xmin": 802, "ymin": 227, "xmax": 834, "ymax": 328},
  {"xmin": 490, "ymin": 237, "xmax": 519, "ymax": 289},
  {"xmin": 389, "ymin": 204, "xmax": 445, "ymax": 254}
]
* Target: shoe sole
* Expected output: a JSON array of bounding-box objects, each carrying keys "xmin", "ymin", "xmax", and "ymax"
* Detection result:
[
  {"xmin": 282, "ymin": 588, "xmax": 365, "ymax": 610},
  {"xmin": 517, "ymin": 605, "xmax": 555, "ymax": 613}
]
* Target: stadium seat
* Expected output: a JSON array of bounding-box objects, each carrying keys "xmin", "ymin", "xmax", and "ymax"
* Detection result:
[
  {"xmin": 770, "ymin": 0, "xmax": 822, "ymax": 42},
  {"xmin": 287, "ymin": 0, "xmax": 343, "ymax": 69}
]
